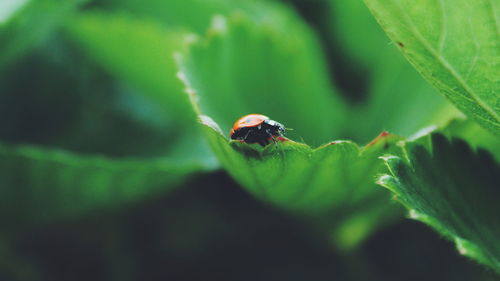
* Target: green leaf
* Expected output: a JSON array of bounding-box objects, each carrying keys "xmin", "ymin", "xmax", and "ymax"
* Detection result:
[
  {"xmin": 67, "ymin": 12, "xmax": 195, "ymax": 121},
  {"xmin": 177, "ymin": 8, "xmax": 347, "ymax": 147},
  {"xmin": 0, "ymin": 0, "xmax": 85, "ymax": 69},
  {"xmin": 379, "ymin": 133, "xmax": 500, "ymax": 273},
  {"xmin": 95, "ymin": 0, "xmax": 238, "ymax": 34},
  {"xmin": 197, "ymin": 115, "xmax": 402, "ymax": 248},
  {"xmin": 328, "ymin": 0, "xmax": 460, "ymax": 142},
  {"xmin": 66, "ymin": 12, "xmax": 218, "ymax": 164},
  {"xmin": 0, "ymin": 45, "xmax": 189, "ymax": 159},
  {"xmin": 0, "ymin": 0, "xmax": 29, "ymax": 24},
  {"xmin": 441, "ymin": 118, "xmax": 500, "ymax": 161},
  {"xmin": 364, "ymin": 0, "xmax": 500, "ymax": 136},
  {"xmin": 0, "ymin": 142, "xmax": 202, "ymax": 230}
]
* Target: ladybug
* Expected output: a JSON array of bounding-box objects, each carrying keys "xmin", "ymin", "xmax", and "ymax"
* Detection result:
[{"xmin": 230, "ymin": 114, "xmax": 285, "ymax": 147}]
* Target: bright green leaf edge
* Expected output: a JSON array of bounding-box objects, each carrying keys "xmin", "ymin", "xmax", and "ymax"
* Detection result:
[
  {"xmin": 378, "ymin": 133, "xmax": 500, "ymax": 274},
  {"xmin": 199, "ymin": 114, "xmax": 401, "ymax": 215},
  {"xmin": 0, "ymin": 142, "xmax": 204, "ymax": 230}
]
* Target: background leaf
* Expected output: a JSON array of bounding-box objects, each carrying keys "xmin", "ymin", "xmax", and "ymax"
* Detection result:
[
  {"xmin": 327, "ymin": 0, "xmax": 460, "ymax": 142},
  {"xmin": 0, "ymin": 42, "xmax": 186, "ymax": 159},
  {"xmin": 178, "ymin": 6, "xmax": 347, "ymax": 147},
  {"xmin": 94, "ymin": 0, "xmax": 238, "ymax": 34},
  {"xmin": 0, "ymin": 0, "xmax": 29, "ymax": 24},
  {"xmin": 0, "ymin": 0, "xmax": 85, "ymax": 69},
  {"xmin": 379, "ymin": 133, "xmax": 500, "ymax": 273},
  {"xmin": 441, "ymin": 118, "xmax": 500, "ymax": 161},
  {"xmin": 66, "ymin": 12, "xmax": 217, "ymax": 165},
  {"xmin": 364, "ymin": 0, "xmax": 500, "ymax": 136},
  {"xmin": 0, "ymin": 142, "xmax": 203, "ymax": 231},
  {"xmin": 67, "ymin": 12, "xmax": 194, "ymax": 122}
]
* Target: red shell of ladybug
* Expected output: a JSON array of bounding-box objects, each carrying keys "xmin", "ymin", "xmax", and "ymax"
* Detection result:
[{"xmin": 230, "ymin": 114, "xmax": 285, "ymax": 146}]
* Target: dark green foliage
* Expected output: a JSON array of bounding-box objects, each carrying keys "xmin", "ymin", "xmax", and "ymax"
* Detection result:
[
  {"xmin": 0, "ymin": 142, "xmax": 202, "ymax": 231},
  {"xmin": 379, "ymin": 134, "xmax": 500, "ymax": 273},
  {"xmin": 0, "ymin": 0, "xmax": 86, "ymax": 69}
]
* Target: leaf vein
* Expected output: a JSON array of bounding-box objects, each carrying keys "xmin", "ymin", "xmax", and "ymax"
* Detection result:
[{"xmin": 393, "ymin": 0, "xmax": 500, "ymax": 124}]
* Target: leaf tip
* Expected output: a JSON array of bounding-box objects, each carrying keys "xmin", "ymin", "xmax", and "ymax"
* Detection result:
[
  {"xmin": 275, "ymin": 136, "xmax": 290, "ymax": 142},
  {"xmin": 455, "ymin": 238, "xmax": 469, "ymax": 255},
  {"xmin": 376, "ymin": 174, "xmax": 393, "ymax": 186},
  {"xmin": 367, "ymin": 131, "xmax": 392, "ymax": 147},
  {"xmin": 379, "ymin": 155, "xmax": 399, "ymax": 162},
  {"xmin": 408, "ymin": 209, "xmax": 422, "ymax": 220},
  {"xmin": 199, "ymin": 115, "xmax": 224, "ymax": 136},
  {"xmin": 409, "ymin": 125, "xmax": 437, "ymax": 141}
]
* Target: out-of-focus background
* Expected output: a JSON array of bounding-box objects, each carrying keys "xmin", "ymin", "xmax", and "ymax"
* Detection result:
[{"xmin": 0, "ymin": 0, "xmax": 497, "ymax": 280}]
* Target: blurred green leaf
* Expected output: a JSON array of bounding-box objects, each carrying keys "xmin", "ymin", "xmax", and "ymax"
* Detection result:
[
  {"xmin": 328, "ymin": 0, "xmax": 460, "ymax": 142},
  {"xmin": 379, "ymin": 133, "xmax": 500, "ymax": 273},
  {"xmin": 95, "ymin": 0, "xmax": 240, "ymax": 34},
  {"xmin": 178, "ymin": 8, "xmax": 346, "ymax": 147},
  {"xmin": 0, "ymin": 0, "xmax": 29, "ymax": 24},
  {"xmin": 66, "ymin": 12, "xmax": 218, "ymax": 165},
  {"xmin": 0, "ymin": 0, "xmax": 84, "ymax": 69},
  {"xmin": 0, "ymin": 142, "xmax": 203, "ymax": 230},
  {"xmin": 67, "ymin": 12, "xmax": 195, "ymax": 121},
  {"xmin": 0, "ymin": 44, "xmax": 186, "ymax": 159},
  {"xmin": 364, "ymin": 0, "xmax": 500, "ymax": 136}
]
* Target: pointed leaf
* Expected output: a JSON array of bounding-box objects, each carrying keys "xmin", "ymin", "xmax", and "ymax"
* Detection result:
[{"xmin": 177, "ymin": 9, "xmax": 346, "ymax": 147}]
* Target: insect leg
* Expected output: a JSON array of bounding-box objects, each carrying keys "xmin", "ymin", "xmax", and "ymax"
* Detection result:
[{"xmin": 242, "ymin": 129, "xmax": 252, "ymax": 141}]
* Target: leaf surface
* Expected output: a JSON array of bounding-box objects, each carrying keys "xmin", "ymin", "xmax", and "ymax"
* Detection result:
[
  {"xmin": 200, "ymin": 116, "xmax": 402, "ymax": 248},
  {"xmin": 328, "ymin": 0, "xmax": 460, "ymax": 142},
  {"xmin": 364, "ymin": 0, "xmax": 500, "ymax": 136},
  {"xmin": 95, "ymin": 0, "xmax": 238, "ymax": 34},
  {"xmin": 0, "ymin": 142, "xmax": 202, "ymax": 230},
  {"xmin": 379, "ymin": 133, "xmax": 500, "ymax": 273},
  {"xmin": 178, "ymin": 8, "xmax": 346, "ymax": 147},
  {"xmin": 0, "ymin": 0, "xmax": 85, "ymax": 69},
  {"xmin": 67, "ymin": 12, "xmax": 195, "ymax": 121}
]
